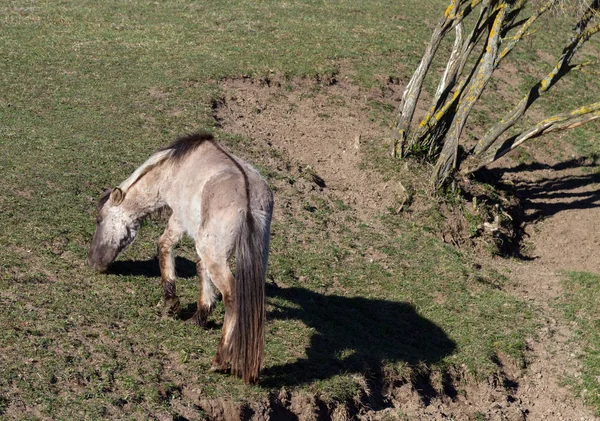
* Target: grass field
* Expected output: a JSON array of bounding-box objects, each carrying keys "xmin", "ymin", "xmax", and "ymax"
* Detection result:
[
  {"xmin": 1, "ymin": 0, "xmax": 599, "ymax": 418},
  {"xmin": 559, "ymin": 272, "xmax": 600, "ymax": 414}
]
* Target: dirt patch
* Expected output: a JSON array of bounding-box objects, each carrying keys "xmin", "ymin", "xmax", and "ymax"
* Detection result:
[
  {"xmin": 213, "ymin": 74, "xmax": 408, "ymax": 225},
  {"xmin": 209, "ymin": 74, "xmax": 600, "ymax": 420},
  {"xmin": 180, "ymin": 363, "xmax": 592, "ymax": 420},
  {"xmin": 481, "ymin": 152, "xmax": 600, "ymax": 420},
  {"xmin": 506, "ymin": 156, "xmax": 600, "ymax": 273}
]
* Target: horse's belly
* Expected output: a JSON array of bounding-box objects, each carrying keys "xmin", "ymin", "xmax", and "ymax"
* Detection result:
[{"xmin": 175, "ymin": 192, "xmax": 203, "ymax": 241}]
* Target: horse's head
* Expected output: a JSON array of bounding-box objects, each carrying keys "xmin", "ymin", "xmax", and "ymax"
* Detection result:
[{"xmin": 88, "ymin": 187, "xmax": 140, "ymax": 272}]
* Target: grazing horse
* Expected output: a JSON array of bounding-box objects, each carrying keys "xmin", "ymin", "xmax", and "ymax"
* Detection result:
[{"xmin": 87, "ymin": 132, "xmax": 273, "ymax": 384}]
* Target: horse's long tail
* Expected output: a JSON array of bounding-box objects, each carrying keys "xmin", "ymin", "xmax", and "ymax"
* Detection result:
[{"xmin": 231, "ymin": 209, "xmax": 268, "ymax": 384}]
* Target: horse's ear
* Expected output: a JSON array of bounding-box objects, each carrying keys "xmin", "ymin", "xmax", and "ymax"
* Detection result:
[{"xmin": 110, "ymin": 187, "xmax": 125, "ymax": 205}]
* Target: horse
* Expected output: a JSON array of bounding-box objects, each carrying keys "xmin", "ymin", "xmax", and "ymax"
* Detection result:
[{"xmin": 87, "ymin": 132, "xmax": 273, "ymax": 384}]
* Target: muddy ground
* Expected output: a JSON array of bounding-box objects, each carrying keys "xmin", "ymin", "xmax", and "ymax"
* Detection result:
[{"xmin": 203, "ymin": 74, "xmax": 600, "ymax": 420}]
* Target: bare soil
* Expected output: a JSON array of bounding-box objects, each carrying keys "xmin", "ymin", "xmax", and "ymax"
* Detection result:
[
  {"xmin": 207, "ymin": 75, "xmax": 600, "ymax": 420},
  {"xmin": 213, "ymin": 74, "xmax": 407, "ymax": 224}
]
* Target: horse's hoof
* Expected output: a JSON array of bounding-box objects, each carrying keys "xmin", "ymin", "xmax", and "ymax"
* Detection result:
[
  {"xmin": 186, "ymin": 305, "xmax": 212, "ymax": 328},
  {"xmin": 162, "ymin": 297, "xmax": 181, "ymax": 317},
  {"xmin": 186, "ymin": 311, "xmax": 208, "ymax": 328}
]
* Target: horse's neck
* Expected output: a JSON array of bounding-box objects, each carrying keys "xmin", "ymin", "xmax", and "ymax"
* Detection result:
[{"xmin": 123, "ymin": 164, "xmax": 168, "ymax": 219}]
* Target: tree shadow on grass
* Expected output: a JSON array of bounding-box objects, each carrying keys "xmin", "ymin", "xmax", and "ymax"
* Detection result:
[
  {"xmin": 491, "ymin": 155, "xmax": 598, "ymax": 175},
  {"xmin": 262, "ymin": 283, "xmax": 457, "ymax": 404},
  {"xmin": 466, "ymin": 156, "xmax": 600, "ymax": 258}
]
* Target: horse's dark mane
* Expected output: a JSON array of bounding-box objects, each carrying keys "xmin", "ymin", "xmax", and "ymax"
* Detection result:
[{"xmin": 163, "ymin": 132, "xmax": 214, "ymax": 162}]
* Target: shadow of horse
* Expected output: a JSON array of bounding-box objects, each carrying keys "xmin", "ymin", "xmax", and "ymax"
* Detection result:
[
  {"xmin": 108, "ymin": 257, "xmax": 215, "ymax": 322},
  {"xmin": 262, "ymin": 284, "xmax": 456, "ymax": 402},
  {"xmin": 107, "ymin": 258, "xmax": 457, "ymax": 402},
  {"xmin": 107, "ymin": 256, "xmax": 197, "ymax": 278}
]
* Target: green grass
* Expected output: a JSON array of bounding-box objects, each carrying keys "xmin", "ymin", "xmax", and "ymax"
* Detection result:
[
  {"xmin": 1, "ymin": 169, "xmax": 539, "ymax": 417},
  {"xmin": 0, "ymin": 0, "xmax": 597, "ymax": 418},
  {"xmin": 559, "ymin": 272, "xmax": 600, "ymax": 415}
]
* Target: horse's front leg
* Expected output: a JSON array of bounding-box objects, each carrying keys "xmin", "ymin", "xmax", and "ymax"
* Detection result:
[{"xmin": 158, "ymin": 217, "xmax": 183, "ymax": 317}]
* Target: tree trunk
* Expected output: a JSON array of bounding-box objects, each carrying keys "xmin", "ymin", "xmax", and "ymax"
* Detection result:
[{"xmin": 390, "ymin": 0, "xmax": 600, "ymax": 192}]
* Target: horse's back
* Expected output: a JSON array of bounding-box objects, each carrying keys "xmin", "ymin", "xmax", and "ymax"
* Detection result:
[
  {"xmin": 166, "ymin": 141, "xmax": 272, "ymax": 239},
  {"xmin": 192, "ymin": 141, "xmax": 273, "ymax": 214}
]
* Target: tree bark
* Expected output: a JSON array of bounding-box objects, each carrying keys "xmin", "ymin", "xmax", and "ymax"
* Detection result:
[
  {"xmin": 474, "ymin": 5, "xmax": 600, "ymax": 158},
  {"xmin": 389, "ymin": 0, "xmax": 600, "ymax": 192},
  {"xmin": 431, "ymin": 4, "xmax": 508, "ymax": 189},
  {"xmin": 463, "ymin": 101, "xmax": 600, "ymax": 173},
  {"xmin": 392, "ymin": 0, "xmax": 484, "ymax": 157}
]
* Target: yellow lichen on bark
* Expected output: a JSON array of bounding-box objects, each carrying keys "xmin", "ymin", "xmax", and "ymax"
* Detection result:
[
  {"xmin": 486, "ymin": 4, "xmax": 505, "ymax": 53},
  {"xmin": 444, "ymin": 0, "xmax": 459, "ymax": 18}
]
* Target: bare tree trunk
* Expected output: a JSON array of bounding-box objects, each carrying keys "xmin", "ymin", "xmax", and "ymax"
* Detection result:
[
  {"xmin": 431, "ymin": 4, "xmax": 508, "ymax": 189},
  {"xmin": 405, "ymin": 1, "xmax": 494, "ymax": 158},
  {"xmin": 473, "ymin": 2, "xmax": 600, "ymax": 158},
  {"xmin": 390, "ymin": 0, "xmax": 600, "ymax": 192},
  {"xmin": 391, "ymin": 0, "xmax": 483, "ymax": 157},
  {"xmin": 463, "ymin": 102, "xmax": 600, "ymax": 173}
]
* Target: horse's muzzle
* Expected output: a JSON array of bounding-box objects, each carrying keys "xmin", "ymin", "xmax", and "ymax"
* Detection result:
[{"xmin": 87, "ymin": 256, "xmax": 108, "ymax": 273}]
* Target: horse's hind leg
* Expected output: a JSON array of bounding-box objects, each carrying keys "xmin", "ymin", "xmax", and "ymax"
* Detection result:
[
  {"xmin": 209, "ymin": 258, "xmax": 236, "ymax": 372},
  {"xmin": 158, "ymin": 217, "xmax": 184, "ymax": 316},
  {"xmin": 189, "ymin": 258, "xmax": 217, "ymax": 327},
  {"xmin": 196, "ymin": 246, "xmax": 236, "ymax": 372}
]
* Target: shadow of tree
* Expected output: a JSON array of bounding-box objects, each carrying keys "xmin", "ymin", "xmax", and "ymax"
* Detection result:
[
  {"xmin": 491, "ymin": 155, "xmax": 598, "ymax": 175},
  {"xmin": 489, "ymin": 156, "xmax": 600, "ymax": 223},
  {"xmin": 512, "ymin": 173, "xmax": 600, "ymax": 223},
  {"xmin": 262, "ymin": 284, "xmax": 456, "ymax": 403}
]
